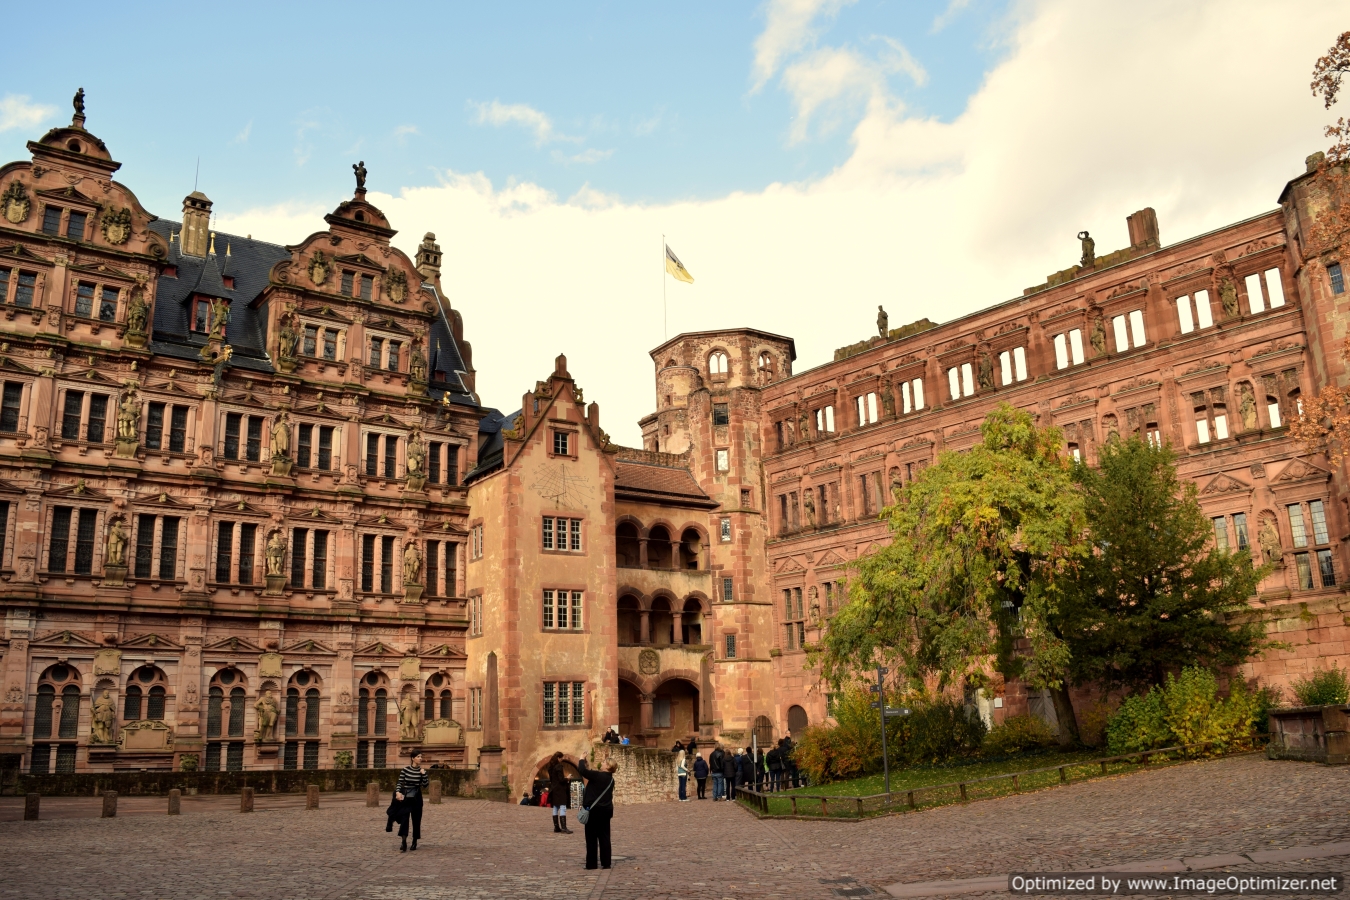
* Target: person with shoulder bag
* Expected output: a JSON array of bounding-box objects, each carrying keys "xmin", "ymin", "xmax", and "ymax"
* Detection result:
[
  {"xmin": 576, "ymin": 758, "xmax": 618, "ymax": 870},
  {"xmin": 392, "ymin": 751, "xmax": 430, "ymax": 852}
]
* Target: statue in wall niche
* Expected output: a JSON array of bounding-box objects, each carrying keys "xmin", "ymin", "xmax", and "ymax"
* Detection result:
[
  {"xmin": 1220, "ymin": 278, "xmax": 1239, "ymax": 318},
  {"xmin": 880, "ymin": 377, "xmax": 895, "ymax": 417},
  {"xmin": 1239, "ymin": 383, "xmax": 1258, "ymax": 432},
  {"xmin": 1259, "ymin": 517, "xmax": 1282, "ymax": 565},
  {"xmin": 877, "ymin": 305, "xmax": 889, "ymax": 338},
  {"xmin": 271, "ymin": 412, "xmax": 291, "ymax": 459},
  {"xmin": 116, "ymin": 389, "xmax": 139, "ymax": 442},
  {"xmin": 406, "ymin": 429, "xmax": 425, "ymax": 475},
  {"xmin": 105, "ymin": 517, "xmax": 127, "ymax": 568},
  {"xmin": 1090, "ymin": 316, "xmax": 1106, "ymax": 356},
  {"xmin": 91, "ymin": 690, "xmax": 115, "ymax": 743},
  {"xmin": 1078, "ymin": 231, "xmax": 1095, "ymax": 268},
  {"xmin": 1102, "ymin": 414, "xmax": 1119, "ymax": 440},
  {"xmin": 798, "ymin": 405, "xmax": 811, "ymax": 440},
  {"xmin": 978, "ymin": 353, "xmax": 994, "ymax": 390},
  {"xmin": 126, "ymin": 290, "xmax": 148, "ymax": 334},
  {"xmin": 403, "ymin": 541, "xmax": 422, "ymax": 585},
  {"xmin": 277, "ymin": 314, "xmax": 298, "ymax": 360},
  {"xmin": 206, "ymin": 297, "xmax": 230, "ymax": 343},
  {"xmin": 254, "ymin": 691, "xmax": 279, "ymax": 742},
  {"xmin": 410, "ymin": 342, "xmax": 427, "ymax": 383},
  {"xmin": 803, "ymin": 490, "xmax": 816, "ymax": 529},
  {"xmin": 398, "ymin": 691, "xmax": 421, "ymax": 740},
  {"xmin": 265, "ymin": 530, "xmax": 287, "ymax": 577}
]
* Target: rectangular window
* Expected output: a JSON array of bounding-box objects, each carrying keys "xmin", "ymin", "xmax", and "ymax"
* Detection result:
[
  {"xmin": 340, "ymin": 270, "xmax": 354, "ymax": 296},
  {"xmin": 429, "ymin": 442, "xmax": 442, "ymax": 483},
  {"xmin": 169, "ymin": 406, "xmax": 188, "ymax": 453},
  {"xmin": 543, "ymin": 682, "xmax": 556, "ymax": 726},
  {"xmin": 317, "ymin": 426, "xmax": 333, "ymax": 470},
  {"xmin": 384, "ymin": 435, "xmax": 397, "ymax": 478},
  {"xmin": 0, "ymin": 269, "xmax": 8, "ymax": 303},
  {"xmin": 14, "ymin": 272, "xmax": 35, "ymax": 308},
  {"xmin": 1214, "ymin": 409, "xmax": 1229, "ymax": 440},
  {"xmin": 653, "ymin": 696, "xmax": 671, "ymax": 729},
  {"xmin": 1234, "ymin": 513, "xmax": 1250, "ymax": 551},
  {"xmin": 722, "ymin": 576, "xmax": 733, "ymax": 601},
  {"xmin": 145, "ymin": 402, "xmax": 164, "ymax": 450},
  {"xmin": 447, "ymin": 446, "xmax": 459, "ymax": 485},
  {"xmin": 553, "ymin": 431, "xmax": 571, "ymax": 455},
  {"xmin": 1195, "ymin": 290, "xmax": 1214, "ymax": 329},
  {"xmin": 1267, "ymin": 268, "xmax": 1289, "ymax": 309},
  {"xmin": 366, "ymin": 433, "xmax": 379, "ymax": 476},
  {"xmin": 42, "ymin": 206, "xmax": 62, "ymax": 235},
  {"xmin": 1317, "ymin": 549, "xmax": 1336, "ymax": 588},
  {"xmin": 1176, "ymin": 295, "xmax": 1195, "ymax": 334},
  {"xmin": 815, "ymin": 405, "xmax": 835, "ymax": 433},
  {"xmin": 321, "ymin": 329, "xmax": 337, "ymax": 360},
  {"xmin": 158, "ymin": 516, "xmax": 179, "ymax": 579},
  {"xmin": 245, "ymin": 416, "xmax": 262, "ymax": 462},
  {"xmin": 85, "ymin": 393, "xmax": 107, "ymax": 443},
  {"xmin": 360, "ymin": 274, "xmax": 374, "ymax": 301},
  {"xmin": 570, "ymin": 519, "xmax": 582, "ymax": 551},
  {"xmin": 1310, "ymin": 499, "xmax": 1330, "ymax": 545},
  {"xmin": 543, "ymin": 588, "xmax": 556, "ymax": 629},
  {"xmin": 380, "ymin": 535, "xmax": 394, "ymax": 593},
  {"xmin": 99, "ymin": 286, "xmax": 118, "ymax": 322},
  {"xmin": 302, "ymin": 325, "xmax": 318, "ymax": 357},
  {"xmin": 1112, "ymin": 316, "xmax": 1130, "ymax": 353},
  {"xmin": 0, "ymin": 381, "xmax": 22, "ymax": 433},
  {"xmin": 1129, "ymin": 310, "xmax": 1146, "ymax": 346},
  {"xmin": 75, "ymin": 282, "xmax": 95, "ymax": 318},
  {"xmin": 724, "ymin": 633, "xmax": 736, "ymax": 659},
  {"xmin": 1212, "ymin": 517, "xmax": 1229, "ymax": 552},
  {"xmin": 66, "ymin": 210, "xmax": 87, "ymax": 240},
  {"xmin": 1287, "ymin": 504, "xmax": 1307, "ymax": 548},
  {"xmin": 224, "ymin": 412, "xmax": 241, "ymax": 460},
  {"xmin": 48, "ymin": 506, "xmax": 72, "ymax": 573},
  {"xmin": 712, "ymin": 403, "xmax": 730, "ymax": 426},
  {"xmin": 192, "ymin": 298, "xmax": 209, "ymax": 333},
  {"xmin": 291, "ymin": 527, "xmax": 308, "ymax": 587},
  {"xmin": 296, "ymin": 424, "xmax": 312, "ymax": 468},
  {"xmin": 74, "ymin": 508, "xmax": 97, "ymax": 574},
  {"xmin": 715, "ymin": 448, "xmax": 729, "ymax": 471},
  {"xmin": 1267, "ymin": 397, "xmax": 1282, "ymax": 429},
  {"xmin": 1196, "ymin": 413, "xmax": 1210, "ymax": 444},
  {"xmin": 216, "ymin": 522, "xmax": 234, "ymax": 583},
  {"xmin": 361, "ymin": 534, "xmax": 375, "ymax": 592},
  {"xmin": 426, "ymin": 541, "xmax": 440, "ymax": 595},
  {"xmin": 1245, "ymin": 273, "xmax": 1265, "ymax": 314},
  {"xmin": 134, "ymin": 514, "xmax": 154, "ymax": 579},
  {"xmin": 387, "ymin": 341, "xmax": 401, "ymax": 372},
  {"xmin": 1330, "ymin": 262, "xmax": 1345, "ymax": 295},
  {"xmin": 238, "ymin": 523, "xmax": 256, "ymax": 585},
  {"xmin": 312, "ymin": 530, "xmax": 328, "ymax": 590},
  {"xmin": 720, "ymin": 517, "xmax": 731, "ymax": 542},
  {"xmin": 542, "ymin": 517, "xmax": 583, "ymax": 552},
  {"xmin": 369, "ymin": 338, "xmax": 383, "ymax": 367},
  {"xmin": 1295, "ymin": 552, "xmax": 1314, "ymax": 590}
]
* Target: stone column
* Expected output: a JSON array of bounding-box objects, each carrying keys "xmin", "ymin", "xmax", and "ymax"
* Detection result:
[
  {"xmin": 639, "ymin": 610, "xmax": 651, "ymax": 645},
  {"xmin": 672, "ymin": 609, "xmax": 684, "ymax": 646},
  {"xmin": 638, "ymin": 538, "xmax": 649, "ymax": 568},
  {"xmin": 639, "ymin": 693, "xmax": 654, "ymax": 731}
]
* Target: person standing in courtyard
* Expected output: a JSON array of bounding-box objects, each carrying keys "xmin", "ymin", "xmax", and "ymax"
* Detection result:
[
  {"xmin": 693, "ymin": 751, "xmax": 709, "ymax": 799},
  {"xmin": 548, "ymin": 751, "xmax": 573, "ymax": 833},
  {"xmin": 724, "ymin": 747, "xmax": 739, "ymax": 801},
  {"xmin": 577, "ymin": 758, "xmax": 618, "ymax": 870},
  {"xmin": 709, "ymin": 745, "xmax": 725, "ymax": 800},
  {"xmin": 394, "ymin": 751, "xmax": 430, "ymax": 852},
  {"xmin": 675, "ymin": 746, "xmax": 688, "ymax": 801}
]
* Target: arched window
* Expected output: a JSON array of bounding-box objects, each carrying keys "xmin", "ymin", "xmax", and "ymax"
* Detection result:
[
  {"xmin": 757, "ymin": 352, "xmax": 775, "ymax": 384},
  {"xmin": 708, "ymin": 350, "xmax": 728, "ymax": 375},
  {"xmin": 305, "ymin": 688, "xmax": 320, "ymax": 735},
  {"xmin": 424, "ymin": 672, "xmax": 452, "ymax": 720},
  {"xmin": 616, "ymin": 522, "xmax": 640, "ymax": 568},
  {"xmin": 647, "ymin": 525, "xmax": 672, "ymax": 569},
  {"xmin": 125, "ymin": 665, "xmax": 168, "ymax": 721},
  {"xmin": 33, "ymin": 664, "xmax": 83, "ymax": 774},
  {"xmin": 357, "ymin": 670, "xmax": 391, "ymax": 768},
  {"xmin": 205, "ymin": 668, "xmax": 247, "ymax": 771},
  {"xmin": 679, "ymin": 528, "xmax": 702, "ymax": 570}
]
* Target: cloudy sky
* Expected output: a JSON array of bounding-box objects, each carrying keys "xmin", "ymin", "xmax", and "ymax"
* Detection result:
[{"xmin": 1, "ymin": 1, "xmax": 1341, "ymax": 444}]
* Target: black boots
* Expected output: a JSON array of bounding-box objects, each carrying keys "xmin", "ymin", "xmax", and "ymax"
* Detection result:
[
  {"xmin": 400, "ymin": 837, "xmax": 407, "ymax": 852},
  {"xmin": 410, "ymin": 839, "xmax": 418, "ymax": 851},
  {"xmin": 553, "ymin": 814, "xmax": 561, "ymax": 833},
  {"xmin": 560, "ymin": 816, "xmax": 573, "ymax": 834}
]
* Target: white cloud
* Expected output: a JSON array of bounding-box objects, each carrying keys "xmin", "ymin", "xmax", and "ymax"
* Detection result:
[
  {"xmin": 781, "ymin": 47, "xmax": 894, "ymax": 142},
  {"xmin": 752, "ymin": 0, "xmax": 856, "ymax": 90},
  {"xmin": 0, "ymin": 94, "xmax": 55, "ymax": 133},
  {"xmin": 931, "ymin": 0, "xmax": 971, "ymax": 33},
  {"xmin": 553, "ymin": 147, "xmax": 615, "ymax": 165},
  {"xmin": 232, "ymin": 120, "xmax": 252, "ymax": 144},
  {"xmin": 878, "ymin": 37, "xmax": 928, "ymax": 87},
  {"xmin": 471, "ymin": 100, "xmax": 575, "ymax": 146},
  {"xmin": 225, "ymin": 0, "xmax": 1339, "ymax": 449}
]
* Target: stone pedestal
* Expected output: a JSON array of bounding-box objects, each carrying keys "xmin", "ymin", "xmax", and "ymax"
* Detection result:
[
  {"xmin": 24, "ymin": 793, "xmax": 38, "ymax": 821},
  {"xmin": 264, "ymin": 574, "xmax": 287, "ymax": 596},
  {"xmin": 114, "ymin": 439, "xmax": 138, "ymax": 460},
  {"xmin": 366, "ymin": 782, "xmax": 380, "ymax": 807},
  {"xmin": 404, "ymin": 475, "xmax": 426, "ymax": 494},
  {"xmin": 101, "ymin": 791, "xmax": 117, "ymax": 818},
  {"xmin": 277, "ymin": 357, "xmax": 297, "ymax": 374},
  {"xmin": 402, "ymin": 583, "xmax": 424, "ymax": 604},
  {"xmin": 408, "ymin": 380, "xmax": 427, "ymax": 398},
  {"xmin": 103, "ymin": 564, "xmax": 127, "ymax": 587},
  {"xmin": 125, "ymin": 331, "xmax": 147, "ymax": 349},
  {"xmin": 240, "ymin": 787, "xmax": 254, "ymax": 813},
  {"xmin": 271, "ymin": 456, "xmax": 293, "ymax": 477},
  {"xmin": 306, "ymin": 785, "xmax": 319, "ymax": 809},
  {"xmin": 168, "ymin": 789, "xmax": 181, "ymax": 815},
  {"xmin": 476, "ymin": 746, "xmax": 504, "ymax": 786},
  {"xmin": 255, "ymin": 740, "xmax": 280, "ymax": 759}
]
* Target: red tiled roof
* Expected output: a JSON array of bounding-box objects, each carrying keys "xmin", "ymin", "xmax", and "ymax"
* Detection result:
[{"xmin": 613, "ymin": 461, "xmax": 716, "ymax": 507}]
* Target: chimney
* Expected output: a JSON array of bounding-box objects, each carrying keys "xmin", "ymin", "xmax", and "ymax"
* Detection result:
[
  {"xmin": 1126, "ymin": 208, "xmax": 1160, "ymax": 250},
  {"xmin": 181, "ymin": 192, "xmax": 212, "ymax": 258},
  {"xmin": 415, "ymin": 232, "xmax": 442, "ymax": 280}
]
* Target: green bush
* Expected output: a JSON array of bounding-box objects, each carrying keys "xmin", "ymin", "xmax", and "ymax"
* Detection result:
[
  {"xmin": 1290, "ymin": 664, "xmax": 1350, "ymax": 706},
  {"xmin": 898, "ymin": 698, "xmax": 987, "ymax": 765},
  {"xmin": 1106, "ymin": 667, "xmax": 1257, "ymax": 755},
  {"xmin": 1251, "ymin": 684, "xmax": 1284, "ymax": 733},
  {"xmin": 982, "ymin": 714, "xmax": 1057, "ymax": 756}
]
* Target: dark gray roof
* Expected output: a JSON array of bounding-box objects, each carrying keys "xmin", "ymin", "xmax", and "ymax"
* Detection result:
[{"xmin": 464, "ymin": 407, "xmax": 516, "ymax": 484}]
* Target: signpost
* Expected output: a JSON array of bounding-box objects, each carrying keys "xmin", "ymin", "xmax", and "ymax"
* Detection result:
[{"xmin": 869, "ymin": 666, "xmax": 910, "ymax": 796}]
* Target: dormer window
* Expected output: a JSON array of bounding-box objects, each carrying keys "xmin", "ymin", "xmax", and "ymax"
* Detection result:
[{"xmin": 222, "ymin": 275, "xmax": 235, "ymax": 289}]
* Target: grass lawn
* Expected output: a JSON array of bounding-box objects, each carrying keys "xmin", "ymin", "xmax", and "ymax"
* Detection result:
[{"xmin": 745, "ymin": 747, "xmax": 1195, "ymax": 818}]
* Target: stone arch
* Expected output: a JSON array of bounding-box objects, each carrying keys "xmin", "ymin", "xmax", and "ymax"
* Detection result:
[
  {"xmin": 677, "ymin": 524, "xmax": 708, "ymax": 570},
  {"xmin": 617, "ymin": 594, "xmax": 643, "ymax": 645},
  {"xmin": 708, "ymin": 348, "xmax": 729, "ymax": 375},
  {"xmin": 753, "ymin": 715, "xmax": 774, "ymax": 748},
  {"xmin": 530, "ymin": 751, "xmax": 583, "ymax": 797},
  {"xmin": 787, "ymin": 704, "xmax": 809, "ymax": 735},
  {"xmin": 648, "ymin": 591, "xmax": 679, "ymax": 644},
  {"xmin": 208, "ymin": 668, "xmax": 248, "ymax": 740},
  {"xmin": 424, "ymin": 671, "xmax": 453, "ymax": 720},
  {"xmin": 646, "ymin": 521, "xmax": 677, "ymax": 569},
  {"xmin": 358, "ymin": 670, "xmax": 391, "ymax": 738},
  {"xmin": 124, "ymin": 663, "xmax": 169, "ymax": 721},
  {"xmin": 36, "ymin": 663, "xmax": 82, "ymax": 743},
  {"xmin": 679, "ymin": 594, "xmax": 709, "ymax": 644},
  {"xmin": 651, "ymin": 671, "xmax": 702, "ymax": 736},
  {"xmin": 286, "ymin": 669, "xmax": 322, "ymax": 738},
  {"xmin": 615, "ymin": 517, "xmax": 642, "ymax": 568}
]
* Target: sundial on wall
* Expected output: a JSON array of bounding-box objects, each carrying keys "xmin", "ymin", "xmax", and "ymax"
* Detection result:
[{"xmin": 531, "ymin": 464, "xmax": 592, "ymax": 508}]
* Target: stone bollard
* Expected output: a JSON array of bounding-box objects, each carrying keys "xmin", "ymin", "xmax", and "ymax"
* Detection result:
[
  {"xmin": 168, "ymin": 789, "xmax": 181, "ymax": 816},
  {"xmin": 101, "ymin": 791, "xmax": 118, "ymax": 818},
  {"xmin": 306, "ymin": 785, "xmax": 319, "ymax": 810},
  {"xmin": 240, "ymin": 787, "xmax": 254, "ymax": 813},
  {"xmin": 366, "ymin": 782, "xmax": 380, "ymax": 807},
  {"xmin": 23, "ymin": 793, "xmax": 39, "ymax": 821},
  {"xmin": 429, "ymin": 780, "xmax": 442, "ymax": 804}
]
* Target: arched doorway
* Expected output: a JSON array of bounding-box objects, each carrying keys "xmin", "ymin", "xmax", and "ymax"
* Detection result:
[
  {"xmin": 787, "ymin": 705, "xmax": 808, "ymax": 735},
  {"xmin": 654, "ymin": 677, "xmax": 699, "ymax": 738},
  {"xmin": 753, "ymin": 715, "xmax": 774, "ymax": 749}
]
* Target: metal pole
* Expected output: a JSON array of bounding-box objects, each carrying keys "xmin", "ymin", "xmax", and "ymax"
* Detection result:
[
  {"xmin": 877, "ymin": 666, "xmax": 890, "ymax": 796},
  {"xmin": 662, "ymin": 233, "xmax": 667, "ymax": 340}
]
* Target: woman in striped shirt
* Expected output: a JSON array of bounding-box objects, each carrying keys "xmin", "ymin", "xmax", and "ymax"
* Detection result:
[{"xmin": 395, "ymin": 751, "xmax": 430, "ymax": 852}]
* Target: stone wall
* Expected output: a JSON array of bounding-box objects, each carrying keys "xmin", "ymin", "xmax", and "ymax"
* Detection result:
[
  {"xmin": 15, "ymin": 766, "xmax": 480, "ymax": 798},
  {"xmin": 592, "ymin": 743, "xmax": 678, "ymax": 804}
]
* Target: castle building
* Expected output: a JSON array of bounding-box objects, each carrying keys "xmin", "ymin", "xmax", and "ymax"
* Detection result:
[{"xmin": 1, "ymin": 94, "xmax": 1347, "ymax": 795}]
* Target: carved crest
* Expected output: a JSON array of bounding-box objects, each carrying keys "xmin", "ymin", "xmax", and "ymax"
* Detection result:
[
  {"xmin": 308, "ymin": 251, "xmax": 330, "ymax": 286},
  {"xmin": 638, "ymin": 649, "xmax": 661, "ymax": 676},
  {"xmin": 1, "ymin": 180, "xmax": 31, "ymax": 224},
  {"xmin": 385, "ymin": 266, "xmax": 407, "ymax": 303},
  {"xmin": 100, "ymin": 205, "xmax": 132, "ymax": 245}
]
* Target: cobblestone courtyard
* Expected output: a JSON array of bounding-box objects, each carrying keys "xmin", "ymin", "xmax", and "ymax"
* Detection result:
[{"xmin": 1, "ymin": 754, "xmax": 1347, "ymax": 900}]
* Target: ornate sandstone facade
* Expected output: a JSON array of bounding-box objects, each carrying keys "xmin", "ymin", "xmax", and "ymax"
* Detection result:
[{"xmin": 2, "ymin": 95, "xmax": 1347, "ymax": 794}]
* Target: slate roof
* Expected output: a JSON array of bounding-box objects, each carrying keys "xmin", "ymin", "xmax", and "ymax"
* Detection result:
[
  {"xmin": 614, "ymin": 459, "xmax": 717, "ymax": 508},
  {"xmin": 464, "ymin": 407, "xmax": 516, "ymax": 484}
]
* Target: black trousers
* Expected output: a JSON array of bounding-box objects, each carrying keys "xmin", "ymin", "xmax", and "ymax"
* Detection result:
[
  {"xmin": 696, "ymin": 777, "xmax": 706, "ymax": 798},
  {"xmin": 584, "ymin": 806, "xmax": 613, "ymax": 869},
  {"xmin": 397, "ymin": 794, "xmax": 423, "ymax": 841}
]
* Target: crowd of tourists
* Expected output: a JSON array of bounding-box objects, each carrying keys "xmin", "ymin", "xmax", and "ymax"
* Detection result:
[{"xmin": 672, "ymin": 735, "xmax": 802, "ymax": 801}]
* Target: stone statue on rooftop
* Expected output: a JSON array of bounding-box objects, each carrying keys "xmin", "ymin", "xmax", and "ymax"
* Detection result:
[
  {"xmin": 73, "ymin": 87, "xmax": 85, "ymax": 117},
  {"xmin": 353, "ymin": 161, "xmax": 367, "ymax": 192},
  {"xmin": 877, "ymin": 305, "xmax": 888, "ymax": 338},
  {"xmin": 1078, "ymin": 231, "xmax": 1095, "ymax": 268}
]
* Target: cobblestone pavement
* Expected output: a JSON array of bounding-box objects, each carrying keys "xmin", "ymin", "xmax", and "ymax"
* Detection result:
[{"xmin": 0, "ymin": 754, "xmax": 1346, "ymax": 900}]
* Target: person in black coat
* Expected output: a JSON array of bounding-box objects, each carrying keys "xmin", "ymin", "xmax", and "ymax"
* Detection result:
[
  {"xmin": 709, "ymin": 746, "xmax": 725, "ymax": 800},
  {"xmin": 723, "ymin": 748, "xmax": 739, "ymax": 801},
  {"xmin": 692, "ymin": 752, "xmax": 709, "ymax": 799},
  {"xmin": 738, "ymin": 747, "xmax": 755, "ymax": 793},
  {"xmin": 767, "ymin": 744, "xmax": 783, "ymax": 792},
  {"xmin": 547, "ymin": 751, "xmax": 573, "ymax": 834},
  {"xmin": 577, "ymin": 758, "xmax": 618, "ymax": 870}
]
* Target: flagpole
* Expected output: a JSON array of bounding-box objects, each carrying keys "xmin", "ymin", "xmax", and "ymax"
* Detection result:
[{"xmin": 662, "ymin": 233, "xmax": 667, "ymax": 341}]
